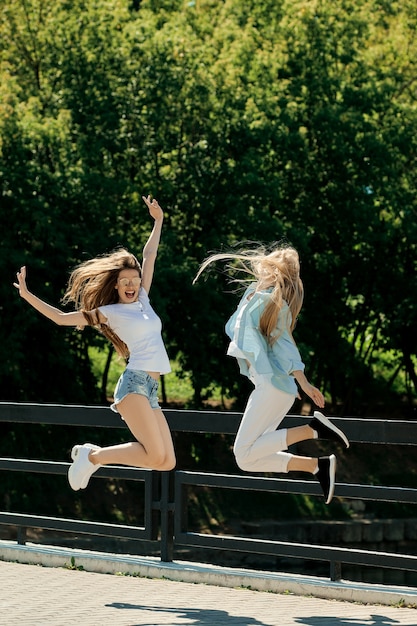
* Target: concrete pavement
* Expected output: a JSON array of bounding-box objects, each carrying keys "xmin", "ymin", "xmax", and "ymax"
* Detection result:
[{"xmin": 1, "ymin": 541, "xmax": 417, "ymax": 625}]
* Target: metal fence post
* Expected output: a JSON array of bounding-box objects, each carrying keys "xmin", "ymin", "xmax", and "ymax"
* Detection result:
[
  {"xmin": 150, "ymin": 471, "xmax": 160, "ymax": 541},
  {"xmin": 159, "ymin": 470, "xmax": 174, "ymax": 562},
  {"xmin": 330, "ymin": 560, "xmax": 342, "ymax": 582},
  {"xmin": 17, "ymin": 526, "xmax": 27, "ymax": 545}
]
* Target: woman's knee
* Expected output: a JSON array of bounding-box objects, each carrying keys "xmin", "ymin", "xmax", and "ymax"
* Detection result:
[
  {"xmin": 233, "ymin": 445, "xmax": 254, "ymax": 472},
  {"xmin": 146, "ymin": 448, "xmax": 165, "ymax": 468},
  {"xmin": 145, "ymin": 444, "xmax": 176, "ymax": 470},
  {"xmin": 153, "ymin": 451, "xmax": 176, "ymax": 471},
  {"xmin": 159, "ymin": 457, "xmax": 176, "ymax": 471}
]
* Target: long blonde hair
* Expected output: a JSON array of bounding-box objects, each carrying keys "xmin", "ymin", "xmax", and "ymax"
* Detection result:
[
  {"xmin": 63, "ymin": 248, "xmax": 141, "ymax": 358},
  {"xmin": 194, "ymin": 245, "xmax": 304, "ymax": 343}
]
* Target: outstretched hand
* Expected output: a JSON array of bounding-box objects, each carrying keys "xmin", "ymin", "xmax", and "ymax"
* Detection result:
[
  {"xmin": 142, "ymin": 195, "xmax": 164, "ymax": 221},
  {"xmin": 304, "ymin": 383, "xmax": 325, "ymax": 408},
  {"xmin": 13, "ymin": 266, "xmax": 28, "ymax": 297},
  {"xmin": 292, "ymin": 370, "xmax": 325, "ymax": 408}
]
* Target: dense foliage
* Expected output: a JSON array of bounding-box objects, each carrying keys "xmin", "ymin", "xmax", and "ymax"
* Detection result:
[{"xmin": 1, "ymin": 0, "xmax": 416, "ymax": 413}]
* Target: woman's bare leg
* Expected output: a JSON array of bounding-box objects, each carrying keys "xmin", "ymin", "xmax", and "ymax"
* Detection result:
[
  {"xmin": 287, "ymin": 454, "xmax": 317, "ymax": 473},
  {"xmin": 286, "ymin": 424, "xmax": 315, "ymax": 447},
  {"xmin": 285, "ymin": 425, "xmax": 317, "ymax": 472},
  {"xmin": 89, "ymin": 394, "xmax": 176, "ymax": 470}
]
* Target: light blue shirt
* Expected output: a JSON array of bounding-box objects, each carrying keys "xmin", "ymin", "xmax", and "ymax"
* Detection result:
[{"xmin": 225, "ymin": 283, "xmax": 304, "ymax": 395}]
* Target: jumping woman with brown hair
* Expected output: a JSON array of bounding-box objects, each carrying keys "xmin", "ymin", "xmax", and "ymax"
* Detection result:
[
  {"xmin": 14, "ymin": 196, "xmax": 176, "ymax": 491},
  {"xmin": 194, "ymin": 244, "xmax": 349, "ymax": 504}
]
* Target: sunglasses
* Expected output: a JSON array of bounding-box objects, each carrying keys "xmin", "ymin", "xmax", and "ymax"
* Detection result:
[{"xmin": 118, "ymin": 277, "xmax": 141, "ymax": 288}]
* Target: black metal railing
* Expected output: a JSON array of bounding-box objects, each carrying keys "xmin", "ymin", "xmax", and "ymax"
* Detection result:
[{"xmin": 1, "ymin": 401, "xmax": 417, "ymax": 584}]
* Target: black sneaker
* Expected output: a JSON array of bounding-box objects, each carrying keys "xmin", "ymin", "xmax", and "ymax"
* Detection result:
[
  {"xmin": 316, "ymin": 454, "xmax": 336, "ymax": 504},
  {"xmin": 310, "ymin": 411, "xmax": 350, "ymax": 448}
]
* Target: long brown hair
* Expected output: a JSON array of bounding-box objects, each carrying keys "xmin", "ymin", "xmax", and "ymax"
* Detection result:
[
  {"xmin": 194, "ymin": 245, "xmax": 304, "ymax": 344},
  {"xmin": 63, "ymin": 248, "xmax": 141, "ymax": 358}
]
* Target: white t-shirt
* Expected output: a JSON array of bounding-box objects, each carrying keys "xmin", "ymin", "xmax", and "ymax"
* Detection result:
[{"xmin": 99, "ymin": 288, "xmax": 171, "ymax": 375}]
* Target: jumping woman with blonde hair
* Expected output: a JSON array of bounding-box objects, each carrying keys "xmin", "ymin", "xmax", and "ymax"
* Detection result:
[
  {"xmin": 194, "ymin": 244, "xmax": 349, "ymax": 504},
  {"xmin": 14, "ymin": 196, "xmax": 176, "ymax": 491}
]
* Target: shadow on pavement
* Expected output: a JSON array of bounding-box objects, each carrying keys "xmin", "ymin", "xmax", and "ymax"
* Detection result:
[
  {"xmin": 106, "ymin": 602, "xmax": 271, "ymax": 625},
  {"xmin": 295, "ymin": 615, "xmax": 404, "ymax": 625},
  {"xmin": 106, "ymin": 603, "xmax": 409, "ymax": 626}
]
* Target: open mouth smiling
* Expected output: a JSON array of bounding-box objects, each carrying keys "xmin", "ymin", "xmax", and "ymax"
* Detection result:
[{"xmin": 117, "ymin": 275, "xmax": 141, "ymax": 302}]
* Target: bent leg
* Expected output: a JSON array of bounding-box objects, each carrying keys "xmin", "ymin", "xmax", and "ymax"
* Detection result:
[
  {"xmin": 233, "ymin": 380, "xmax": 295, "ymax": 473},
  {"xmin": 90, "ymin": 394, "xmax": 176, "ymax": 470}
]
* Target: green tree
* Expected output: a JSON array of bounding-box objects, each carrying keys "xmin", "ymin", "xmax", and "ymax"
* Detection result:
[{"xmin": 0, "ymin": 0, "xmax": 416, "ymax": 411}]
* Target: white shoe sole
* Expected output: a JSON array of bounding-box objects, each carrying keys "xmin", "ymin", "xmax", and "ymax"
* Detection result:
[
  {"xmin": 326, "ymin": 454, "xmax": 336, "ymax": 504},
  {"xmin": 69, "ymin": 444, "xmax": 101, "ymax": 490},
  {"xmin": 314, "ymin": 411, "xmax": 350, "ymax": 448}
]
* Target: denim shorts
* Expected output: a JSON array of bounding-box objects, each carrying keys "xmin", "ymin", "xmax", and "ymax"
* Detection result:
[{"xmin": 111, "ymin": 368, "xmax": 160, "ymax": 412}]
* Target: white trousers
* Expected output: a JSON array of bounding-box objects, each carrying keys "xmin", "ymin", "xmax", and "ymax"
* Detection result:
[{"xmin": 233, "ymin": 370, "xmax": 296, "ymax": 474}]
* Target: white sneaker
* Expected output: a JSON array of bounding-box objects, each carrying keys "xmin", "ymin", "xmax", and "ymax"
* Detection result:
[
  {"xmin": 68, "ymin": 443, "xmax": 101, "ymax": 491},
  {"xmin": 311, "ymin": 411, "xmax": 350, "ymax": 448}
]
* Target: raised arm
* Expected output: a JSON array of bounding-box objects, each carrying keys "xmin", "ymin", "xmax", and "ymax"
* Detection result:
[
  {"xmin": 141, "ymin": 195, "xmax": 164, "ymax": 294},
  {"xmin": 13, "ymin": 266, "xmax": 89, "ymax": 327}
]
